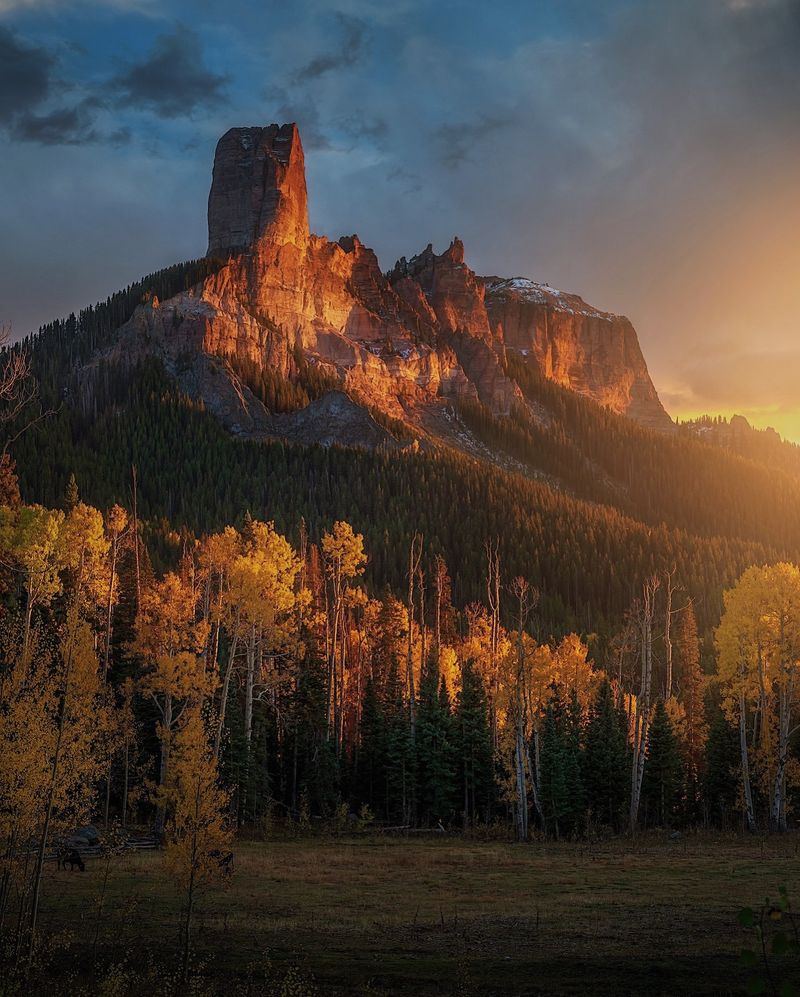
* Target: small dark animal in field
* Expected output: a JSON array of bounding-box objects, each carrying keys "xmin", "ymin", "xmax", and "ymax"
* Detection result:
[
  {"xmin": 59, "ymin": 848, "xmax": 85, "ymax": 871},
  {"xmin": 209, "ymin": 849, "xmax": 233, "ymax": 875}
]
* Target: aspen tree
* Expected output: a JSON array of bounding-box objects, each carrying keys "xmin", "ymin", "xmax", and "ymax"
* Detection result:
[
  {"xmin": 321, "ymin": 521, "xmax": 365, "ymax": 752},
  {"xmin": 630, "ymin": 575, "xmax": 659, "ymax": 830},
  {"xmin": 133, "ymin": 572, "xmax": 211, "ymax": 834},
  {"xmin": 162, "ymin": 705, "xmax": 232, "ymax": 981}
]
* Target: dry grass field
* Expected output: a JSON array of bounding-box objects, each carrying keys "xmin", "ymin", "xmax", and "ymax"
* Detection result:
[{"xmin": 26, "ymin": 832, "xmax": 800, "ymax": 995}]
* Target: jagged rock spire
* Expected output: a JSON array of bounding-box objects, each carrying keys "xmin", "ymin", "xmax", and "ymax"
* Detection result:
[{"xmin": 207, "ymin": 123, "xmax": 309, "ymax": 256}]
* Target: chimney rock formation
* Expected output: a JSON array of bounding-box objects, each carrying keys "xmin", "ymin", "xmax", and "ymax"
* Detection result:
[
  {"xmin": 108, "ymin": 121, "xmax": 672, "ymax": 448},
  {"xmin": 207, "ymin": 123, "xmax": 309, "ymax": 255}
]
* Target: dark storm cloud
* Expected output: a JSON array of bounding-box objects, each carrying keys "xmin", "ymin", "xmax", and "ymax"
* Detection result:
[
  {"xmin": 433, "ymin": 114, "xmax": 515, "ymax": 170},
  {"xmin": 111, "ymin": 28, "xmax": 228, "ymax": 118},
  {"xmin": 0, "ymin": 26, "xmax": 54, "ymax": 123},
  {"xmin": 292, "ymin": 14, "xmax": 368, "ymax": 83},
  {"xmin": 11, "ymin": 98, "xmax": 105, "ymax": 145}
]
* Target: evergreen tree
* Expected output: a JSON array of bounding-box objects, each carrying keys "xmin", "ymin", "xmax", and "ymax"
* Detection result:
[
  {"xmin": 64, "ymin": 472, "xmax": 79, "ymax": 510},
  {"xmin": 702, "ymin": 706, "xmax": 738, "ymax": 829},
  {"xmin": 383, "ymin": 659, "xmax": 415, "ymax": 823},
  {"xmin": 583, "ymin": 679, "xmax": 628, "ymax": 831},
  {"xmin": 358, "ymin": 675, "xmax": 386, "ymax": 812},
  {"xmin": 642, "ymin": 700, "xmax": 682, "ymax": 827},
  {"xmin": 539, "ymin": 686, "xmax": 583, "ymax": 839},
  {"xmin": 415, "ymin": 655, "xmax": 455, "ymax": 825},
  {"xmin": 454, "ymin": 658, "xmax": 494, "ymax": 828},
  {"xmin": 564, "ymin": 689, "xmax": 585, "ymax": 832}
]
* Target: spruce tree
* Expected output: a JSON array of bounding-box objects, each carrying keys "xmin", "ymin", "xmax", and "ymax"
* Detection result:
[
  {"xmin": 642, "ymin": 700, "xmax": 682, "ymax": 827},
  {"xmin": 454, "ymin": 658, "xmax": 494, "ymax": 828},
  {"xmin": 64, "ymin": 471, "xmax": 79, "ymax": 510},
  {"xmin": 540, "ymin": 689, "xmax": 570, "ymax": 839},
  {"xmin": 383, "ymin": 659, "xmax": 415, "ymax": 824},
  {"xmin": 415, "ymin": 655, "xmax": 455, "ymax": 826},
  {"xmin": 564, "ymin": 689, "xmax": 585, "ymax": 833},
  {"xmin": 358, "ymin": 676, "xmax": 385, "ymax": 812},
  {"xmin": 583, "ymin": 679, "xmax": 628, "ymax": 831},
  {"xmin": 703, "ymin": 707, "xmax": 738, "ymax": 828}
]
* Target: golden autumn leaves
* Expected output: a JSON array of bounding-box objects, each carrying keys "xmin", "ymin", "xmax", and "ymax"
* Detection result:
[{"xmin": 716, "ymin": 563, "xmax": 800, "ymax": 831}]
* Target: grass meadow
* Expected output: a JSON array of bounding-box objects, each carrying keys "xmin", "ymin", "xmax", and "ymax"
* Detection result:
[{"xmin": 22, "ymin": 831, "xmax": 800, "ymax": 995}]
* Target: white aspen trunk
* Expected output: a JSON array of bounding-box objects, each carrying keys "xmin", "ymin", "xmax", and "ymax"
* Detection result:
[
  {"xmin": 155, "ymin": 692, "xmax": 172, "ymax": 836},
  {"xmin": 514, "ymin": 720, "xmax": 527, "ymax": 842},
  {"xmin": 630, "ymin": 578, "xmax": 657, "ymax": 830},
  {"xmin": 771, "ymin": 630, "xmax": 792, "ymax": 832},
  {"xmin": 327, "ymin": 577, "xmax": 343, "ymax": 744},
  {"xmin": 21, "ymin": 581, "xmax": 34, "ymax": 676},
  {"xmin": 214, "ymin": 614, "xmax": 240, "ymax": 760},
  {"xmin": 337, "ymin": 621, "xmax": 347, "ymax": 754},
  {"xmin": 418, "ymin": 567, "xmax": 426, "ymax": 671},
  {"xmin": 131, "ymin": 465, "xmax": 141, "ymax": 610},
  {"xmin": 738, "ymin": 681, "xmax": 757, "ymax": 832},
  {"xmin": 103, "ymin": 536, "xmax": 118, "ymax": 677},
  {"xmin": 28, "ymin": 629, "xmax": 76, "ymax": 961},
  {"xmin": 406, "ymin": 534, "xmax": 421, "ymax": 741},
  {"xmin": 527, "ymin": 743, "xmax": 546, "ymax": 828},
  {"xmin": 664, "ymin": 570, "xmax": 674, "ymax": 700},
  {"xmin": 244, "ymin": 623, "xmax": 256, "ymax": 748}
]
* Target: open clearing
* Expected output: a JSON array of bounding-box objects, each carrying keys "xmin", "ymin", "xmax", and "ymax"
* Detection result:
[{"xmin": 34, "ymin": 832, "xmax": 800, "ymax": 995}]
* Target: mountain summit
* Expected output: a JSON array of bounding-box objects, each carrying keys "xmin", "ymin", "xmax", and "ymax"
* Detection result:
[{"xmin": 98, "ymin": 122, "xmax": 672, "ymax": 445}]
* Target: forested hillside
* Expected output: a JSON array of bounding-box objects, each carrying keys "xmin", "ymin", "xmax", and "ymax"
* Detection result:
[{"xmin": 9, "ymin": 259, "xmax": 800, "ymax": 645}]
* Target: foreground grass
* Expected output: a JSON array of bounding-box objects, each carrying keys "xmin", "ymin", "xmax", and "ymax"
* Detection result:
[{"xmin": 27, "ymin": 832, "xmax": 800, "ymax": 995}]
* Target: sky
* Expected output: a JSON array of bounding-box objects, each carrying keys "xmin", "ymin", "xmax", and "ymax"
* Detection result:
[{"xmin": 1, "ymin": 0, "xmax": 799, "ymax": 437}]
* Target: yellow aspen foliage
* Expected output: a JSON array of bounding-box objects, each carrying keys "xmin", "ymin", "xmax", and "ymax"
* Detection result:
[
  {"xmin": 321, "ymin": 520, "xmax": 366, "ymax": 583},
  {"xmin": 61, "ymin": 501, "xmax": 110, "ymax": 610},
  {"xmin": 163, "ymin": 707, "xmax": 233, "ymax": 886},
  {"xmin": 162, "ymin": 704, "xmax": 233, "ymax": 978},
  {"xmin": 133, "ymin": 572, "xmax": 212, "ymax": 817},
  {"xmin": 716, "ymin": 562, "xmax": 800, "ymax": 829},
  {"xmin": 0, "ymin": 504, "xmax": 66, "ymax": 669}
]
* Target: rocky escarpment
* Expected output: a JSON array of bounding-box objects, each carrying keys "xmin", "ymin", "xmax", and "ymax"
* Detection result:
[
  {"xmin": 483, "ymin": 278, "xmax": 671, "ymax": 430},
  {"xmin": 99, "ymin": 121, "xmax": 672, "ymax": 449}
]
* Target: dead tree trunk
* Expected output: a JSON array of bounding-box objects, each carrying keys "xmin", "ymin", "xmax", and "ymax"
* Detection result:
[
  {"xmin": 406, "ymin": 533, "xmax": 423, "ymax": 742},
  {"xmin": 630, "ymin": 576, "xmax": 658, "ymax": 830}
]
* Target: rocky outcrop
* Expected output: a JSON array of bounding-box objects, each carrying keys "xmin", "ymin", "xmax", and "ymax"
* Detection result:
[
  {"xmin": 103, "ymin": 121, "xmax": 672, "ymax": 449},
  {"xmin": 483, "ymin": 277, "xmax": 672, "ymax": 430},
  {"xmin": 207, "ymin": 124, "xmax": 309, "ymax": 255}
]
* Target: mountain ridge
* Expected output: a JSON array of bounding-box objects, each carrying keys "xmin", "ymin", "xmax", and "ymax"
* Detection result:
[{"xmin": 89, "ymin": 121, "xmax": 672, "ymax": 447}]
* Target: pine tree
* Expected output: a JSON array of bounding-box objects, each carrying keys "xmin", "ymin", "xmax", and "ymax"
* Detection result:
[
  {"xmin": 454, "ymin": 658, "xmax": 494, "ymax": 828},
  {"xmin": 703, "ymin": 706, "xmax": 738, "ymax": 829},
  {"xmin": 63, "ymin": 472, "xmax": 79, "ymax": 511},
  {"xmin": 416, "ymin": 654, "xmax": 454, "ymax": 826},
  {"xmin": 583, "ymin": 679, "xmax": 628, "ymax": 831},
  {"xmin": 358, "ymin": 675, "xmax": 385, "ymax": 812},
  {"xmin": 383, "ymin": 659, "xmax": 414, "ymax": 824},
  {"xmin": 642, "ymin": 700, "xmax": 682, "ymax": 827},
  {"xmin": 541, "ymin": 686, "xmax": 580, "ymax": 839},
  {"xmin": 563, "ymin": 689, "xmax": 585, "ymax": 833}
]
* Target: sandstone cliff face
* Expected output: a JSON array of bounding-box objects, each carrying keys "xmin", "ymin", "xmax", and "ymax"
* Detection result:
[
  {"xmin": 207, "ymin": 124, "xmax": 309, "ymax": 255},
  {"xmin": 106, "ymin": 121, "xmax": 672, "ymax": 446},
  {"xmin": 483, "ymin": 277, "xmax": 671, "ymax": 430}
]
